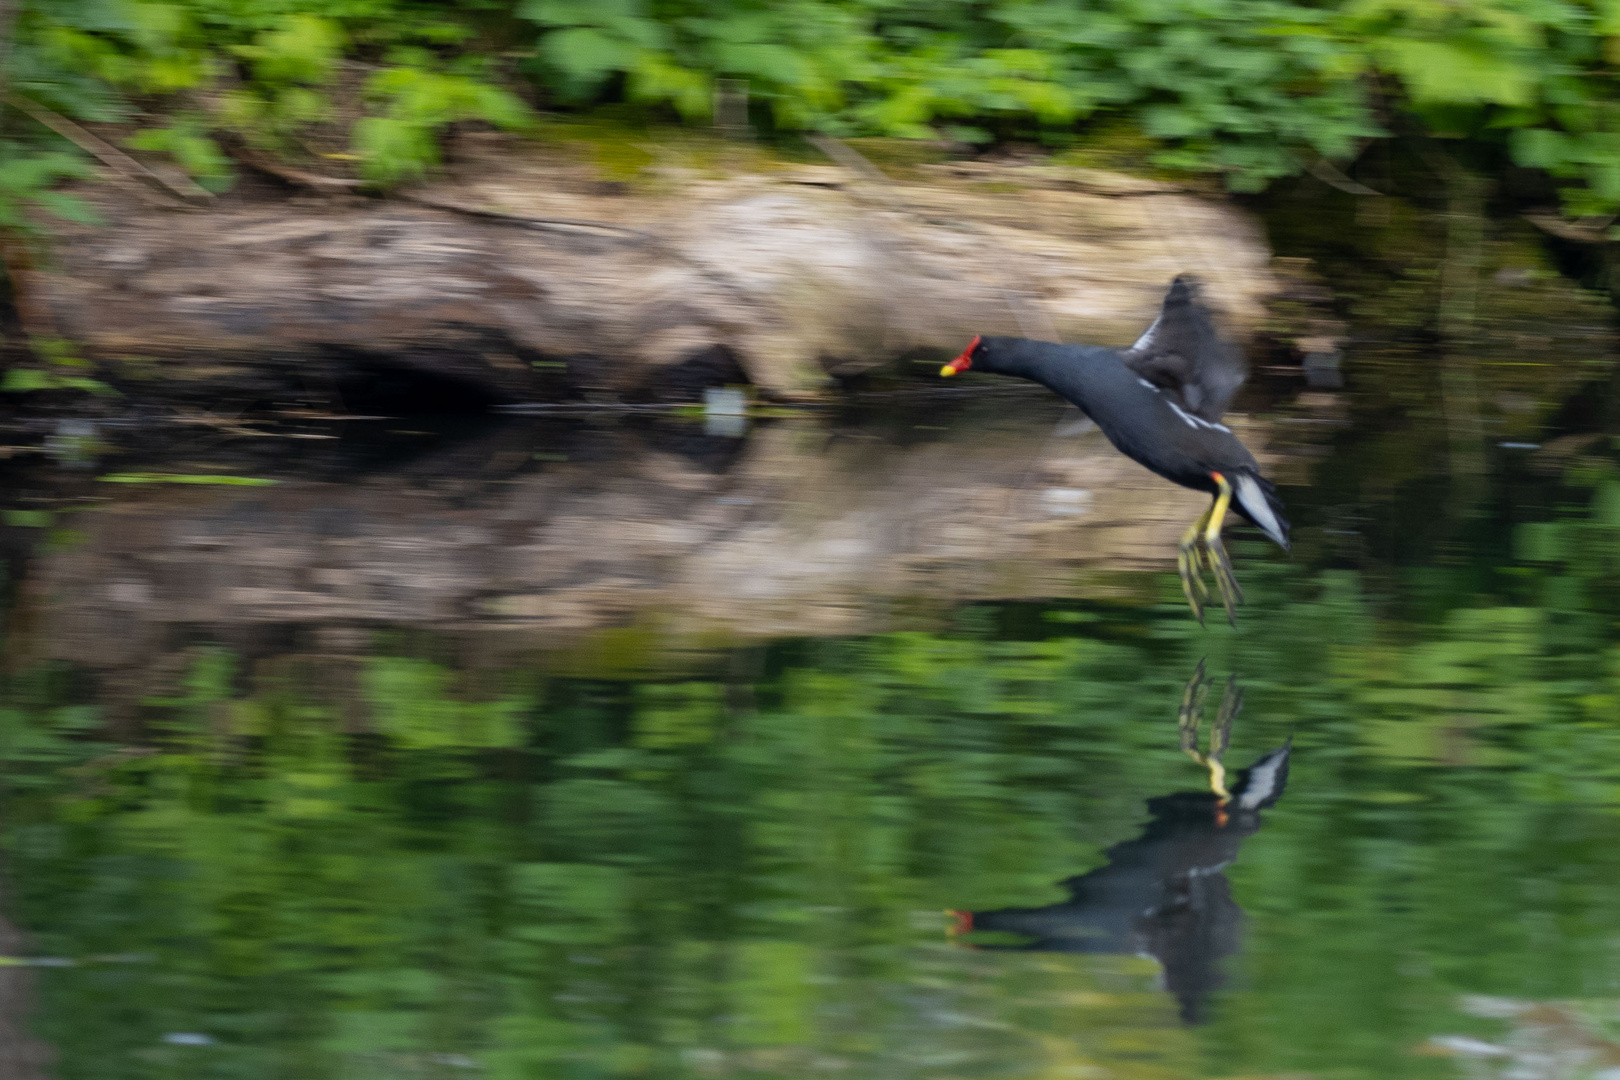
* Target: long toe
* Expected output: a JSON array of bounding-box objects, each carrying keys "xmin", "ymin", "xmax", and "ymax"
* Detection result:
[
  {"xmin": 1212, "ymin": 538, "xmax": 1245, "ymax": 606},
  {"xmin": 1177, "ymin": 545, "xmax": 1207, "ymax": 625},
  {"xmin": 1207, "ymin": 538, "xmax": 1243, "ymax": 626}
]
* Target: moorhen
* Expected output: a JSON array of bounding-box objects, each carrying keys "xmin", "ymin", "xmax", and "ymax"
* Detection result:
[
  {"xmin": 947, "ymin": 663, "xmax": 1291, "ymax": 1023},
  {"xmin": 945, "ymin": 740, "xmax": 1290, "ymax": 1023},
  {"xmin": 941, "ymin": 275, "xmax": 1288, "ymax": 624}
]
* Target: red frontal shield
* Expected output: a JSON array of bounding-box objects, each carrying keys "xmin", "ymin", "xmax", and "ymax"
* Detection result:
[{"xmin": 940, "ymin": 335, "xmax": 980, "ymax": 376}]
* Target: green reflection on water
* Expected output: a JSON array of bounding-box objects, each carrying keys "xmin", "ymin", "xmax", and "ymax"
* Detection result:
[
  {"xmin": 3, "ymin": 486, "xmax": 1620, "ymax": 1080},
  {"xmin": 11, "ymin": 431, "xmax": 1620, "ymax": 1078}
]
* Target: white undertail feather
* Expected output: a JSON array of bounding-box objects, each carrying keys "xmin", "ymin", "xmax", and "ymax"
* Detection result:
[
  {"xmin": 1233, "ymin": 473, "xmax": 1288, "ymax": 550},
  {"xmin": 1235, "ymin": 744, "xmax": 1290, "ymax": 810}
]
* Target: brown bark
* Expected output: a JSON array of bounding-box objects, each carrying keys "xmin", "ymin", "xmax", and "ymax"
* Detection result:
[
  {"xmin": 29, "ymin": 145, "xmax": 1278, "ymax": 401},
  {"xmin": 0, "ymin": 232, "xmax": 58, "ymax": 340}
]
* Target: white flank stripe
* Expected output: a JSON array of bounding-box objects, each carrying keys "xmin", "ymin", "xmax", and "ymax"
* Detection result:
[
  {"xmin": 1234, "ymin": 473, "xmax": 1285, "ymax": 547},
  {"xmin": 1165, "ymin": 400, "xmax": 1231, "ymax": 433}
]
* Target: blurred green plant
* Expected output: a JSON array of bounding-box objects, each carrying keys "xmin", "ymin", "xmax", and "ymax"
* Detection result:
[
  {"xmin": 95, "ymin": 472, "xmax": 276, "ymax": 484},
  {"xmin": 516, "ymin": 0, "xmax": 1379, "ymax": 188},
  {"xmin": 0, "ymin": 336, "xmax": 115, "ymax": 394},
  {"xmin": 5, "ymin": 0, "xmax": 533, "ymax": 197},
  {"xmin": 124, "ymin": 113, "xmax": 234, "ymax": 190},
  {"xmin": 353, "ymin": 61, "xmax": 531, "ymax": 185},
  {"xmin": 0, "ymin": 150, "xmax": 96, "ymax": 235},
  {"xmin": 7, "ymin": 0, "xmax": 1620, "ymax": 217}
]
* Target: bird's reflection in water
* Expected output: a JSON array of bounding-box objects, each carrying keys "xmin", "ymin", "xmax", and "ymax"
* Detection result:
[{"xmin": 949, "ymin": 661, "xmax": 1291, "ymax": 1023}]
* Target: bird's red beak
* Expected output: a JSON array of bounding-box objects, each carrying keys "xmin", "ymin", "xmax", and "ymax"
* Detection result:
[
  {"xmin": 946, "ymin": 909, "xmax": 974, "ymax": 937},
  {"xmin": 940, "ymin": 336, "xmax": 979, "ymax": 377}
]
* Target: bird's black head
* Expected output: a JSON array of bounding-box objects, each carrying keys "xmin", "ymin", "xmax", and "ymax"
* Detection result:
[
  {"xmin": 1167, "ymin": 273, "xmax": 1202, "ymax": 303},
  {"xmin": 940, "ymin": 335, "xmax": 1042, "ymax": 378}
]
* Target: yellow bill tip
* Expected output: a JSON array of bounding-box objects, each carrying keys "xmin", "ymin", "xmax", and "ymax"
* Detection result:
[{"xmin": 939, "ymin": 365, "xmax": 957, "ymax": 377}]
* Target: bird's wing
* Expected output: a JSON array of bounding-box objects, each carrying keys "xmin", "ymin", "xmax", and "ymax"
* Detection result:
[{"xmin": 1121, "ymin": 275, "xmax": 1247, "ymax": 423}]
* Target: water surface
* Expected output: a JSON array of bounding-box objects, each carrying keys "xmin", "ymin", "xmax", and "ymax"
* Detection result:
[{"xmin": 2, "ymin": 375, "xmax": 1620, "ymax": 1080}]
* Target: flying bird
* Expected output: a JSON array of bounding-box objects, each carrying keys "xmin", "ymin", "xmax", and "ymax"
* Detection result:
[{"xmin": 941, "ymin": 275, "xmax": 1288, "ymax": 624}]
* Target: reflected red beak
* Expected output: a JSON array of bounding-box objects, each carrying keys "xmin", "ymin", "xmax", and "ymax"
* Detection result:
[
  {"xmin": 946, "ymin": 909, "xmax": 974, "ymax": 937},
  {"xmin": 940, "ymin": 336, "xmax": 980, "ymax": 377}
]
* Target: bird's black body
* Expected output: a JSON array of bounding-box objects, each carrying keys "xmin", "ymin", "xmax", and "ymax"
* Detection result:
[
  {"xmin": 969, "ymin": 337, "xmax": 1253, "ymax": 496},
  {"xmin": 959, "ymin": 335, "xmax": 1287, "ymax": 544},
  {"xmin": 958, "ymin": 743, "xmax": 1291, "ymax": 1023}
]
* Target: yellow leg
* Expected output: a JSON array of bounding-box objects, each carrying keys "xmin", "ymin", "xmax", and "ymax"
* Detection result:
[
  {"xmin": 1203, "ymin": 473, "xmax": 1245, "ymax": 626},
  {"xmin": 1203, "ymin": 475, "xmax": 1233, "ymax": 545},
  {"xmin": 1177, "ymin": 504, "xmax": 1214, "ymax": 624}
]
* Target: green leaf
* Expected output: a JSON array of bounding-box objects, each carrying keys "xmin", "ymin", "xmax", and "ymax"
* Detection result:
[
  {"xmin": 126, "ymin": 120, "xmax": 233, "ymax": 189},
  {"xmin": 1375, "ymin": 39, "xmax": 1536, "ymax": 106},
  {"xmin": 244, "ymin": 14, "xmax": 344, "ymax": 86},
  {"xmin": 1511, "ymin": 126, "xmax": 1567, "ymax": 168},
  {"xmin": 97, "ymin": 473, "xmax": 278, "ymax": 485},
  {"xmin": 0, "ymin": 369, "xmax": 54, "ymax": 392},
  {"xmin": 28, "ymin": 191, "xmax": 99, "ymax": 225},
  {"xmin": 541, "ymin": 28, "xmax": 636, "ymax": 89}
]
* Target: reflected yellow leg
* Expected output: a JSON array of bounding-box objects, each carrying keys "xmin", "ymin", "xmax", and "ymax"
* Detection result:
[
  {"xmin": 1178, "ymin": 658, "xmax": 1210, "ymax": 756},
  {"xmin": 1177, "ymin": 661, "xmax": 1236, "ymax": 803},
  {"xmin": 1206, "ymin": 676, "xmax": 1239, "ymax": 800}
]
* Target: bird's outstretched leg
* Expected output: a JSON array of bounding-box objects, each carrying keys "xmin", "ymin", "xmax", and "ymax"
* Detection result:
[
  {"xmin": 1202, "ymin": 472, "xmax": 1245, "ymax": 626},
  {"xmin": 1177, "ymin": 505, "xmax": 1214, "ymax": 624}
]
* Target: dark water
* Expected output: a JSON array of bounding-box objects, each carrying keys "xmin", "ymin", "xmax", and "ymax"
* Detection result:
[{"xmin": 3, "ymin": 371, "xmax": 1620, "ymax": 1080}]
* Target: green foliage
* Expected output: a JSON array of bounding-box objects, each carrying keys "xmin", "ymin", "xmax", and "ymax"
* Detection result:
[
  {"xmin": 215, "ymin": 13, "xmax": 344, "ymax": 149},
  {"xmin": 125, "ymin": 114, "xmax": 235, "ymax": 189},
  {"xmin": 515, "ymin": 0, "xmax": 1380, "ymax": 187},
  {"xmin": 1316, "ymin": 0, "xmax": 1620, "ymax": 216},
  {"xmin": 95, "ymin": 472, "xmax": 276, "ymax": 483},
  {"xmin": 0, "ymin": 149, "xmax": 96, "ymax": 234},
  {"xmin": 354, "ymin": 64, "xmax": 530, "ymax": 185},
  {"xmin": 6, "ymin": 0, "xmax": 531, "ymax": 199},
  {"xmin": 1, "ymin": 336, "xmax": 116, "ymax": 395},
  {"xmin": 9, "ymin": 0, "xmax": 1620, "ymax": 211},
  {"xmin": 231, "ymin": 12, "xmax": 344, "ymax": 85}
]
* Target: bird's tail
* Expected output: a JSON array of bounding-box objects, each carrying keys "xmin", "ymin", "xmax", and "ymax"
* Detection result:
[{"xmin": 1231, "ymin": 471, "xmax": 1289, "ymax": 551}]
